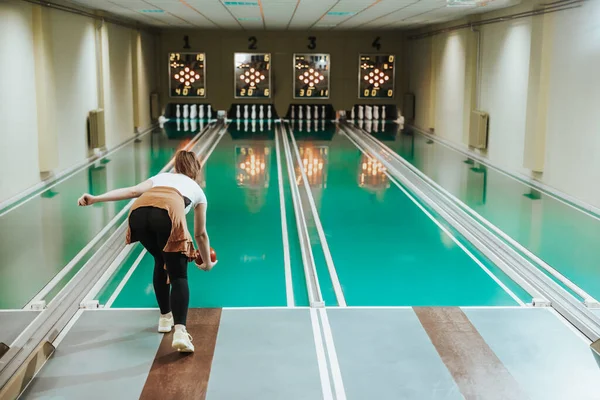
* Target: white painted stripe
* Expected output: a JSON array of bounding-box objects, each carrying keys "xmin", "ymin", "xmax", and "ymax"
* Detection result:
[
  {"xmin": 310, "ymin": 308, "xmax": 334, "ymax": 400},
  {"xmin": 0, "ymin": 128, "xmax": 154, "ymax": 217},
  {"xmin": 386, "ymin": 174, "xmax": 526, "ymax": 306},
  {"xmin": 105, "ymin": 249, "xmax": 147, "ymax": 308},
  {"xmin": 275, "ymin": 129, "xmax": 295, "ymax": 307},
  {"xmin": 318, "ymin": 309, "xmax": 347, "ymax": 400},
  {"xmin": 288, "ymin": 127, "xmax": 347, "ymax": 307}
]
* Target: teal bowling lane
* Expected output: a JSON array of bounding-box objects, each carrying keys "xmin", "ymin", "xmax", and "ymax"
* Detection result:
[
  {"xmin": 290, "ymin": 121, "xmax": 524, "ymax": 306},
  {"xmin": 109, "ymin": 120, "xmax": 290, "ymax": 308},
  {"xmin": 0, "ymin": 121, "xmax": 203, "ymax": 309},
  {"xmin": 368, "ymin": 123, "xmax": 600, "ymax": 301}
]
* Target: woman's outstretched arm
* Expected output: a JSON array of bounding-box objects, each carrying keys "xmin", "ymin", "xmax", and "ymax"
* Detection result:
[
  {"xmin": 194, "ymin": 202, "xmax": 214, "ymax": 271},
  {"xmin": 78, "ymin": 180, "xmax": 153, "ymax": 206}
]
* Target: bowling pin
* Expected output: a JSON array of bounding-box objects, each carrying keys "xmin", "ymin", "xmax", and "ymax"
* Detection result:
[
  {"xmin": 237, "ymin": 120, "xmax": 241, "ymax": 130},
  {"xmin": 373, "ymin": 119, "xmax": 379, "ymax": 132},
  {"xmin": 259, "ymin": 105, "xmax": 264, "ymax": 120},
  {"xmin": 299, "ymin": 106, "xmax": 303, "ymax": 120},
  {"xmin": 291, "ymin": 105, "xmax": 295, "ymax": 120},
  {"xmin": 373, "ymin": 105, "xmax": 379, "ymax": 120},
  {"xmin": 268, "ymin": 119, "xmax": 272, "ymax": 131},
  {"xmin": 199, "ymin": 104, "xmax": 204, "ymax": 119},
  {"xmin": 307, "ymin": 120, "xmax": 311, "ymax": 133},
  {"xmin": 259, "ymin": 120, "xmax": 264, "ymax": 131},
  {"xmin": 252, "ymin": 121, "xmax": 256, "ymax": 133},
  {"xmin": 358, "ymin": 120, "xmax": 364, "ymax": 129},
  {"xmin": 244, "ymin": 105, "xmax": 249, "ymax": 120},
  {"xmin": 358, "ymin": 105, "xmax": 364, "ymax": 120},
  {"xmin": 299, "ymin": 120, "xmax": 303, "ymax": 131},
  {"xmin": 251, "ymin": 105, "xmax": 256, "ymax": 120},
  {"xmin": 183, "ymin": 104, "xmax": 189, "ymax": 119},
  {"xmin": 176, "ymin": 104, "xmax": 181, "ymax": 119},
  {"xmin": 191, "ymin": 119, "xmax": 198, "ymax": 132},
  {"xmin": 350, "ymin": 107, "xmax": 355, "ymax": 120},
  {"xmin": 176, "ymin": 119, "xmax": 181, "ymax": 131},
  {"xmin": 381, "ymin": 106, "xmax": 386, "ymax": 120},
  {"xmin": 190, "ymin": 104, "xmax": 197, "ymax": 119},
  {"xmin": 199, "ymin": 120, "xmax": 205, "ymax": 131},
  {"xmin": 236, "ymin": 105, "xmax": 241, "ymax": 119},
  {"xmin": 244, "ymin": 119, "xmax": 249, "ymax": 132},
  {"xmin": 267, "ymin": 105, "xmax": 272, "ymax": 119},
  {"xmin": 306, "ymin": 105, "xmax": 311, "ymax": 120},
  {"xmin": 365, "ymin": 105, "xmax": 372, "ymax": 120},
  {"xmin": 207, "ymin": 107, "xmax": 212, "ymax": 120},
  {"xmin": 321, "ymin": 105, "xmax": 326, "ymax": 120},
  {"xmin": 314, "ymin": 105, "xmax": 319, "ymax": 120},
  {"xmin": 321, "ymin": 119, "xmax": 325, "ymax": 131},
  {"xmin": 184, "ymin": 119, "xmax": 190, "ymax": 131}
]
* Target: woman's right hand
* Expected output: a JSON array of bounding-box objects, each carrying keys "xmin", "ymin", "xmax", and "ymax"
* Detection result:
[
  {"xmin": 196, "ymin": 260, "xmax": 217, "ymax": 272},
  {"xmin": 77, "ymin": 193, "xmax": 96, "ymax": 206}
]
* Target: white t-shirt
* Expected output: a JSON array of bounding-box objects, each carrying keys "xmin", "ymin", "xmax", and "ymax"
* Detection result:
[{"xmin": 149, "ymin": 172, "xmax": 206, "ymax": 213}]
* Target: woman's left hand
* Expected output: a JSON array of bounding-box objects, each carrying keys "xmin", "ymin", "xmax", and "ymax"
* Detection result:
[{"xmin": 78, "ymin": 193, "xmax": 96, "ymax": 206}]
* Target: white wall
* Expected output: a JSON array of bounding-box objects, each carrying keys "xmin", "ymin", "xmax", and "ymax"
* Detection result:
[
  {"xmin": 544, "ymin": 1, "xmax": 600, "ymax": 206},
  {"xmin": 405, "ymin": 0, "xmax": 600, "ymax": 208},
  {"xmin": 49, "ymin": 9, "xmax": 99, "ymax": 171},
  {"xmin": 479, "ymin": 19, "xmax": 531, "ymax": 174},
  {"xmin": 103, "ymin": 23, "xmax": 134, "ymax": 148},
  {"xmin": 136, "ymin": 31, "xmax": 156, "ymax": 131},
  {"xmin": 432, "ymin": 31, "xmax": 467, "ymax": 144},
  {"xmin": 0, "ymin": 2, "xmax": 41, "ymax": 200}
]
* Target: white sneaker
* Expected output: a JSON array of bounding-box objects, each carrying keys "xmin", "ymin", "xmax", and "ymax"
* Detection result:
[
  {"xmin": 158, "ymin": 314, "xmax": 174, "ymax": 333},
  {"xmin": 172, "ymin": 329, "xmax": 195, "ymax": 353}
]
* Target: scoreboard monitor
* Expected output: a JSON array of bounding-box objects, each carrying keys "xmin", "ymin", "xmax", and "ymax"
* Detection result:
[
  {"xmin": 169, "ymin": 52, "xmax": 206, "ymax": 98},
  {"xmin": 234, "ymin": 53, "xmax": 271, "ymax": 98},
  {"xmin": 293, "ymin": 54, "xmax": 330, "ymax": 99},
  {"xmin": 358, "ymin": 54, "xmax": 395, "ymax": 99}
]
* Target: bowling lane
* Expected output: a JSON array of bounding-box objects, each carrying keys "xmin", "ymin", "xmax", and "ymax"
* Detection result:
[
  {"xmin": 289, "ymin": 121, "xmax": 529, "ymax": 306},
  {"xmin": 0, "ymin": 122, "xmax": 203, "ymax": 309},
  {"xmin": 106, "ymin": 121, "xmax": 291, "ymax": 308},
  {"xmin": 368, "ymin": 123, "xmax": 600, "ymax": 301}
]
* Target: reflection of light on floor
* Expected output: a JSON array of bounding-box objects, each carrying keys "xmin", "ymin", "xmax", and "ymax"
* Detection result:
[
  {"xmin": 236, "ymin": 146, "xmax": 270, "ymax": 189},
  {"xmin": 297, "ymin": 146, "xmax": 328, "ymax": 188},
  {"xmin": 236, "ymin": 145, "xmax": 271, "ymax": 213},
  {"xmin": 440, "ymin": 231, "xmax": 455, "ymax": 249},
  {"xmin": 358, "ymin": 155, "xmax": 389, "ymax": 191}
]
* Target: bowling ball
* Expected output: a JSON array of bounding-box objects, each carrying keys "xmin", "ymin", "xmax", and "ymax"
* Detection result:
[{"xmin": 195, "ymin": 247, "xmax": 217, "ymax": 268}]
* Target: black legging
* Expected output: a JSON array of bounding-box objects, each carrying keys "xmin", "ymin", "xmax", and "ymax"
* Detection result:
[{"xmin": 128, "ymin": 207, "xmax": 189, "ymax": 326}]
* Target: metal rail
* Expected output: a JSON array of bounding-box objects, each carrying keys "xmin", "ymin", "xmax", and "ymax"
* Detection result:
[{"xmin": 278, "ymin": 123, "xmax": 325, "ymax": 308}]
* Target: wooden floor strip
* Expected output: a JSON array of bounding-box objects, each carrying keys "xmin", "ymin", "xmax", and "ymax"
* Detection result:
[
  {"xmin": 414, "ymin": 307, "xmax": 528, "ymax": 400},
  {"xmin": 139, "ymin": 308, "xmax": 222, "ymax": 400}
]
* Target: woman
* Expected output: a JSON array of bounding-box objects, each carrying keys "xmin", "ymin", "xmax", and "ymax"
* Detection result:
[{"xmin": 78, "ymin": 150, "xmax": 214, "ymax": 353}]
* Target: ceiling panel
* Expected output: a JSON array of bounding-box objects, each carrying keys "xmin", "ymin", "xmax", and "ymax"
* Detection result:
[{"xmin": 63, "ymin": 0, "xmax": 523, "ymax": 30}]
